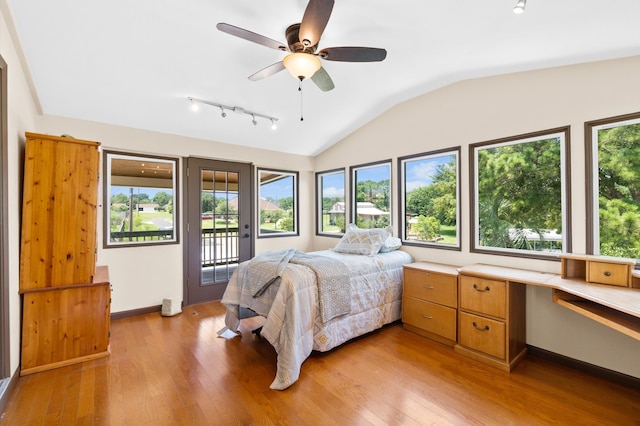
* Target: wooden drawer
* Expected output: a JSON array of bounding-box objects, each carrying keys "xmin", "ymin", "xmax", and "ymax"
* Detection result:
[
  {"xmin": 404, "ymin": 268, "xmax": 457, "ymax": 308},
  {"xmin": 459, "ymin": 275, "xmax": 506, "ymax": 319},
  {"xmin": 458, "ymin": 311, "xmax": 506, "ymax": 360},
  {"xmin": 403, "ymin": 297, "xmax": 457, "ymax": 341},
  {"xmin": 560, "ymin": 254, "xmax": 635, "ymax": 288},
  {"xmin": 587, "ymin": 261, "xmax": 631, "ymax": 287}
]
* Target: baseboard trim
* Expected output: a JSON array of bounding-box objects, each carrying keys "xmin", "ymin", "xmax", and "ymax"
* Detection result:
[
  {"xmin": 0, "ymin": 367, "xmax": 20, "ymax": 414},
  {"xmin": 111, "ymin": 305, "xmax": 161, "ymax": 320},
  {"xmin": 527, "ymin": 345, "xmax": 640, "ymax": 389}
]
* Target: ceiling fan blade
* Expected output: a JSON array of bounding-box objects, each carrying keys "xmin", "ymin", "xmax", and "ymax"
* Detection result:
[
  {"xmin": 318, "ymin": 47, "xmax": 387, "ymax": 62},
  {"xmin": 299, "ymin": 0, "xmax": 334, "ymax": 48},
  {"xmin": 217, "ymin": 23, "xmax": 287, "ymax": 51},
  {"xmin": 311, "ymin": 66, "xmax": 335, "ymax": 91},
  {"xmin": 248, "ymin": 61, "xmax": 286, "ymax": 81}
]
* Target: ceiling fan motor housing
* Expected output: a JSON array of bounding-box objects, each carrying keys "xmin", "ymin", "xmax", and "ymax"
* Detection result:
[{"xmin": 286, "ymin": 23, "xmax": 318, "ymax": 53}]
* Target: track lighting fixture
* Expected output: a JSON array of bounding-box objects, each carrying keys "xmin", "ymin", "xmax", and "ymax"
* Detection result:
[
  {"xmin": 187, "ymin": 96, "xmax": 278, "ymax": 129},
  {"xmin": 513, "ymin": 0, "xmax": 526, "ymax": 14}
]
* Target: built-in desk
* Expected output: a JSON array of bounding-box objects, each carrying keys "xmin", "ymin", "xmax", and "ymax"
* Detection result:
[
  {"xmin": 455, "ymin": 263, "xmax": 640, "ymax": 371},
  {"xmin": 547, "ymin": 275, "xmax": 640, "ymax": 340}
]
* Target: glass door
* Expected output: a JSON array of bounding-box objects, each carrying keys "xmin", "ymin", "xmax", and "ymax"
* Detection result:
[{"xmin": 184, "ymin": 158, "xmax": 253, "ymax": 305}]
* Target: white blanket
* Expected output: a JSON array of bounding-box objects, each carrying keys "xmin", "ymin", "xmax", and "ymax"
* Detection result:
[{"xmin": 219, "ymin": 249, "xmax": 413, "ymax": 390}]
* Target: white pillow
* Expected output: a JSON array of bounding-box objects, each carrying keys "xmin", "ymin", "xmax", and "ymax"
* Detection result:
[
  {"xmin": 333, "ymin": 224, "xmax": 389, "ymax": 255},
  {"xmin": 380, "ymin": 235, "xmax": 402, "ymax": 252}
]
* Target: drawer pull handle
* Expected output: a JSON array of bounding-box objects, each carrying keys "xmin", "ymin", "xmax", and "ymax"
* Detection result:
[
  {"xmin": 422, "ymin": 285, "xmax": 434, "ymax": 289},
  {"xmin": 603, "ymin": 271, "xmax": 611, "ymax": 277},
  {"xmin": 473, "ymin": 283, "xmax": 491, "ymax": 292},
  {"xmin": 472, "ymin": 321, "xmax": 490, "ymax": 331},
  {"xmin": 424, "ymin": 272, "xmax": 430, "ymax": 277},
  {"xmin": 422, "ymin": 314, "xmax": 433, "ymax": 319}
]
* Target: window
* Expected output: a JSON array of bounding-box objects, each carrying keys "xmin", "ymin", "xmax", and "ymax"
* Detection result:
[
  {"xmin": 586, "ymin": 112, "xmax": 640, "ymax": 260},
  {"xmin": 400, "ymin": 148, "xmax": 460, "ymax": 249},
  {"xmin": 258, "ymin": 168, "xmax": 298, "ymax": 237},
  {"xmin": 316, "ymin": 168, "xmax": 345, "ymax": 236},
  {"xmin": 471, "ymin": 128, "xmax": 570, "ymax": 257},
  {"xmin": 350, "ymin": 160, "xmax": 391, "ymax": 229},
  {"xmin": 103, "ymin": 151, "xmax": 178, "ymax": 247}
]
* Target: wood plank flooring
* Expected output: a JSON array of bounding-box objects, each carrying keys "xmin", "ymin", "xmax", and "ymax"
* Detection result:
[{"xmin": 2, "ymin": 301, "xmax": 639, "ymax": 425}]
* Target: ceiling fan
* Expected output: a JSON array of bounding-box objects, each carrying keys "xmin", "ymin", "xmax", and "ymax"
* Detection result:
[{"xmin": 216, "ymin": 0, "xmax": 387, "ymax": 92}]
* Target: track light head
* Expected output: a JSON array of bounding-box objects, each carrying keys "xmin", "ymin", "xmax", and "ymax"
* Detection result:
[
  {"xmin": 252, "ymin": 115, "xmax": 258, "ymax": 126},
  {"xmin": 219, "ymin": 106, "xmax": 226, "ymax": 118},
  {"xmin": 513, "ymin": 0, "xmax": 526, "ymax": 14},
  {"xmin": 271, "ymin": 119, "xmax": 277, "ymax": 130}
]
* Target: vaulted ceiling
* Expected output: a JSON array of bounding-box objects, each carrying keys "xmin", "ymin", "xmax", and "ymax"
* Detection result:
[{"xmin": 7, "ymin": 1, "xmax": 640, "ymax": 156}]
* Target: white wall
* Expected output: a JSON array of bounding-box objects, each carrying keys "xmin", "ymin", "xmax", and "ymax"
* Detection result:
[
  {"xmin": 313, "ymin": 55, "xmax": 640, "ymax": 379},
  {"xmin": 36, "ymin": 115, "xmax": 315, "ymax": 313},
  {"xmin": 1, "ymin": 2, "xmax": 40, "ymax": 378}
]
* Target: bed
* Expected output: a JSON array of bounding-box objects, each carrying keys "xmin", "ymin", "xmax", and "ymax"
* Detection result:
[{"xmin": 218, "ymin": 226, "xmax": 413, "ymax": 390}]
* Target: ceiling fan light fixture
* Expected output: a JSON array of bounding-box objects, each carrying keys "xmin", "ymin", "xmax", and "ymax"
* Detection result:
[
  {"xmin": 283, "ymin": 52, "xmax": 321, "ymax": 80},
  {"xmin": 513, "ymin": 0, "xmax": 526, "ymax": 14}
]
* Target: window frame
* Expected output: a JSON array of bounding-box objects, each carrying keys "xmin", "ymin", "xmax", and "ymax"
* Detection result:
[
  {"xmin": 103, "ymin": 150, "xmax": 179, "ymax": 248},
  {"xmin": 585, "ymin": 111, "xmax": 640, "ymax": 260},
  {"xmin": 257, "ymin": 168, "xmax": 299, "ymax": 238},
  {"xmin": 470, "ymin": 127, "xmax": 571, "ymax": 259},
  {"xmin": 398, "ymin": 147, "xmax": 461, "ymax": 250},
  {"xmin": 349, "ymin": 159, "xmax": 392, "ymax": 229},
  {"xmin": 315, "ymin": 168, "xmax": 346, "ymax": 237}
]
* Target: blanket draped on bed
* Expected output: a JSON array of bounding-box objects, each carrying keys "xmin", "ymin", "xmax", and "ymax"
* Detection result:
[
  {"xmin": 220, "ymin": 249, "xmax": 413, "ymax": 390},
  {"xmin": 290, "ymin": 252, "xmax": 350, "ymax": 323},
  {"xmin": 245, "ymin": 249, "xmax": 351, "ymax": 323}
]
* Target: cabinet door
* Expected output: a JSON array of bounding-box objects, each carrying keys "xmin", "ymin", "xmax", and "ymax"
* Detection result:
[
  {"xmin": 20, "ymin": 135, "xmax": 100, "ymax": 289},
  {"xmin": 21, "ymin": 284, "xmax": 110, "ymax": 373}
]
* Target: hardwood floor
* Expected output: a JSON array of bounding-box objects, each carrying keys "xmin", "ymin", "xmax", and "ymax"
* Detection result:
[{"xmin": 2, "ymin": 301, "xmax": 639, "ymax": 425}]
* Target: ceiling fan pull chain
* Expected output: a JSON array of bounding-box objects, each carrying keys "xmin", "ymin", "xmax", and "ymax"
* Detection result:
[{"xmin": 299, "ymin": 79, "xmax": 304, "ymax": 121}]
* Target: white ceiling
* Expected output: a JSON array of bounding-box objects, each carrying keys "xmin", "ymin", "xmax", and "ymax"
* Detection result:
[{"xmin": 7, "ymin": 1, "xmax": 640, "ymax": 156}]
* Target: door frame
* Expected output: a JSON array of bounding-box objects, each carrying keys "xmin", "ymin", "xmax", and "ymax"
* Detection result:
[
  {"xmin": 182, "ymin": 157, "xmax": 254, "ymax": 306},
  {"xmin": 0, "ymin": 54, "xmax": 9, "ymax": 381}
]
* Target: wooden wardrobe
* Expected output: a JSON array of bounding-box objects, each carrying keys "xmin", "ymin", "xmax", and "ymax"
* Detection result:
[{"xmin": 19, "ymin": 132, "xmax": 110, "ymax": 376}]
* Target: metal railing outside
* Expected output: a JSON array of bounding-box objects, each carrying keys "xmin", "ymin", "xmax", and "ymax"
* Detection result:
[{"xmin": 201, "ymin": 227, "xmax": 239, "ymax": 267}]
